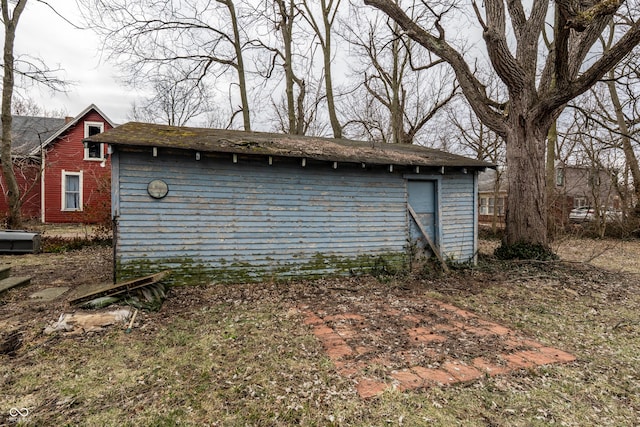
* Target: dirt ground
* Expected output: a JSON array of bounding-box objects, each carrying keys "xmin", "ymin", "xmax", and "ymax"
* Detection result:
[
  {"xmin": 0, "ymin": 239, "xmax": 640, "ymax": 426},
  {"xmin": 1, "ymin": 237, "xmax": 637, "ymax": 369}
]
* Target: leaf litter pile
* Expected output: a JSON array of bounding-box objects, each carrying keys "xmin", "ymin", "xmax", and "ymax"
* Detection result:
[{"xmin": 0, "ymin": 239, "xmax": 639, "ymax": 426}]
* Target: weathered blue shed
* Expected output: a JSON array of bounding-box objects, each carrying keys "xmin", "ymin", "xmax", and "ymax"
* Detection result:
[{"xmin": 86, "ymin": 123, "xmax": 492, "ymax": 284}]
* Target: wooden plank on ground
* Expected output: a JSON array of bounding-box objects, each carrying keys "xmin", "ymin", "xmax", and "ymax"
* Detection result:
[
  {"xmin": 69, "ymin": 270, "xmax": 171, "ymax": 306},
  {"xmin": 407, "ymin": 204, "xmax": 449, "ymax": 273},
  {"xmin": 0, "ymin": 276, "xmax": 31, "ymax": 294},
  {"xmin": 0, "ymin": 266, "xmax": 10, "ymax": 280}
]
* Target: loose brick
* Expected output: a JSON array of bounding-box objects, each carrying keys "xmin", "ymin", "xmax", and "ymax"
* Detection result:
[
  {"xmin": 324, "ymin": 313, "xmax": 366, "ymax": 322},
  {"xmin": 517, "ymin": 350, "xmax": 561, "ymax": 366},
  {"xmin": 537, "ymin": 347, "xmax": 577, "ymax": 363},
  {"xmin": 412, "ymin": 366, "xmax": 457, "ymax": 385},
  {"xmin": 302, "ymin": 311, "xmax": 324, "ymax": 326},
  {"xmin": 356, "ymin": 378, "xmax": 389, "ymax": 399},
  {"xmin": 472, "ymin": 357, "xmax": 510, "ymax": 376},
  {"xmin": 313, "ymin": 324, "xmax": 336, "ymax": 338},
  {"xmin": 502, "ymin": 351, "xmax": 538, "ymax": 369},
  {"xmin": 391, "ymin": 369, "xmax": 424, "ymax": 391},
  {"xmin": 441, "ymin": 361, "xmax": 483, "ymax": 382},
  {"xmin": 477, "ymin": 321, "xmax": 513, "ymax": 336},
  {"xmin": 326, "ymin": 343, "xmax": 353, "ymax": 360},
  {"xmin": 334, "ymin": 360, "xmax": 363, "ymax": 377}
]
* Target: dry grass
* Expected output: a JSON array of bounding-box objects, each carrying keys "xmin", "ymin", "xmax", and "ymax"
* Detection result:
[
  {"xmin": 0, "ymin": 238, "xmax": 639, "ymax": 425},
  {"xmin": 479, "ymin": 236, "xmax": 640, "ymax": 273},
  {"xmin": 554, "ymin": 238, "xmax": 640, "ymax": 274}
]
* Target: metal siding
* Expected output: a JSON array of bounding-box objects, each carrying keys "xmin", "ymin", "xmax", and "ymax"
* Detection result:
[
  {"xmin": 439, "ymin": 173, "xmax": 476, "ymax": 262},
  {"xmin": 115, "ymin": 152, "xmax": 407, "ymax": 280}
]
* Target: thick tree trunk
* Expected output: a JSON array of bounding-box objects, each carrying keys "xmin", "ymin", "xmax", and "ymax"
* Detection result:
[
  {"xmin": 504, "ymin": 110, "xmax": 548, "ymax": 247},
  {"xmin": 1, "ymin": 0, "xmax": 26, "ymax": 229}
]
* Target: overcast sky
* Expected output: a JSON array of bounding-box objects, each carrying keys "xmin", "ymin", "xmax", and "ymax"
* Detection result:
[{"xmin": 14, "ymin": 1, "xmax": 135, "ymax": 124}]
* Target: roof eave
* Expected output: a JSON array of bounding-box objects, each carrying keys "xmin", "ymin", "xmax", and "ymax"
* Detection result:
[
  {"xmin": 87, "ymin": 122, "xmax": 495, "ymax": 170},
  {"xmin": 106, "ymin": 141, "xmax": 494, "ymax": 170},
  {"xmin": 29, "ymin": 104, "xmax": 116, "ymax": 156}
]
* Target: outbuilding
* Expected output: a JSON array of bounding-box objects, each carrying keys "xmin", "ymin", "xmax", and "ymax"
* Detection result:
[{"xmin": 86, "ymin": 123, "xmax": 492, "ymax": 284}]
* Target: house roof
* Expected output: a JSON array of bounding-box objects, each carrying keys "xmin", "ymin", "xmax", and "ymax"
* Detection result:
[
  {"xmin": 478, "ymin": 169, "xmax": 508, "ymax": 193},
  {"xmin": 28, "ymin": 104, "xmax": 116, "ymax": 156},
  {"xmin": 3, "ymin": 116, "xmax": 66, "ymax": 156},
  {"xmin": 86, "ymin": 122, "xmax": 494, "ymax": 169}
]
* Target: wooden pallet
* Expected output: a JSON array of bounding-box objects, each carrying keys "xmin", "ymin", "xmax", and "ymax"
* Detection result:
[{"xmin": 69, "ymin": 270, "xmax": 171, "ymax": 306}]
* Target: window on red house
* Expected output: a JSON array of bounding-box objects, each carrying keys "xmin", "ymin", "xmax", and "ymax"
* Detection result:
[
  {"xmin": 62, "ymin": 172, "xmax": 82, "ymax": 211},
  {"xmin": 84, "ymin": 121, "xmax": 105, "ymax": 160}
]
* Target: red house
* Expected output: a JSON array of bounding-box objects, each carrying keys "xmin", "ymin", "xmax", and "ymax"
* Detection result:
[{"xmin": 0, "ymin": 104, "xmax": 115, "ymax": 224}]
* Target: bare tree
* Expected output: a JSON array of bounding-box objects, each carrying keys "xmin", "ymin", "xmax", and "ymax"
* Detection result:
[
  {"xmin": 1, "ymin": 0, "xmax": 27, "ymax": 229},
  {"xmin": 343, "ymin": 7, "xmax": 456, "ymax": 145},
  {"xmin": 564, "ymin": 39, "xmax": 640, "ymax": 217},
  {"xmin": 1, "ymin": 0, "xmax": 67, "ymax": 228},
  {"xmin": 599, "ymin": 30, "xmax": 640, "ymax": 214},
  {"xmin": 129, "ymin": 70, "xmax": 213, "ymax": 127},
  {"xmin": 300, "ymin": 0, "xmax": 343, "ymax": 138},
  {"xmin": 365, "ymin": 0, "xmax": 640, "ymax": 250},
  {"xmin": 12, "ymin": 97, "xmax": 66, "ymax": 117},
  {"xmin": 254, "ymin": 0, "xmax": 315, "ymax": 134},
  {"xmin": 604, "ymin": 71, "xmax": 640, "ymax": 213},
  {"xmin": 445, "ymin": 97, "xmax": 506, "ymax": 232},
  {"xmin": 83, "ymin": 0, "xmax": 254, "ymax": 130}
]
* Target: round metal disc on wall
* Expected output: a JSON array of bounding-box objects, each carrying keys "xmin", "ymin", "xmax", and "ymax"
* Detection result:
[{"xmin": 147, "ymin": 179, "xmax": 169, "ymax": 199}]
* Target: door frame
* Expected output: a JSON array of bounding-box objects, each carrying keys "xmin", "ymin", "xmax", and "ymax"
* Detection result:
[{"xmin": 404, "ymin": 174, "xmax": 442, "ymax": 254}]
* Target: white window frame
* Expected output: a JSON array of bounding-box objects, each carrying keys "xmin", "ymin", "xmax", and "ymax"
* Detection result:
[
  {"xmin": 61, "ymin": 170, "xmax": 83, "ymax": 212},
  {"xmin": 480, "ymin": 197, "xmax": 489, "ymax": 215},
  {"xmin": 480, "ymin": 196, "xmax": 505, "ymax": 216},
  {"xmin": 574, "ymin": 197, "xmax": 588, "ymax": 208},
  {"xmin": 84, "ymin": 121, "xmax": 105, "ymax": 160}
]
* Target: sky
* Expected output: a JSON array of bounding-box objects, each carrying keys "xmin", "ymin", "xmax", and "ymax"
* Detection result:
[
  {"xmin": 10, "ymin": 1, "xmax": 485, "ymax": 131},
  {"xmin": 13, "ymin": 1, "xmax": 135, "ymax": 124}
]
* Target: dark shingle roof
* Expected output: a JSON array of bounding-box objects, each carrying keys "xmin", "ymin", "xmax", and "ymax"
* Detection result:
[
  {"xmin": 87, "ymin": 122, "xmax": 494, "ymax": 169},
  {"xmin": 4, "ymin": 116, "xmax": 66, "ymax": 156}
]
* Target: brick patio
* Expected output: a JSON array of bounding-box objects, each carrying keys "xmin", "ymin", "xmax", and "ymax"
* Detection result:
[{"xmin": 302, "ymin": 299, "xmax": 576, "ymax": 399}]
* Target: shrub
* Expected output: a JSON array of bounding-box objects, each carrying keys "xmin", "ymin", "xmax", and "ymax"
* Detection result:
[
  {"xmin": 42, "ymin": 236, "xmax": 111, "ymax": 253},
  {"xmin": 494, "ymin": 241, "xmax": 559, "ymax": 261}
]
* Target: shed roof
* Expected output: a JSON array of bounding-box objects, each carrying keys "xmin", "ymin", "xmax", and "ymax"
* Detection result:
[{"xmin": 87, "ymin": 122, "xmax": 494, "ymax": 169}]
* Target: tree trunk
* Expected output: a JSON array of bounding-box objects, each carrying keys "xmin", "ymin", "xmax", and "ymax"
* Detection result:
[
  {"xmin": 504, "ymin": 110, "xmax": 548, "ymax": 247},
  {"xmin": 227, "ymin": 0, "xmax": 251, "ymax": 131},
  {"xmin": 606, "ymin": 75, "xmax": 640, "ymax": 215},
  {"xmin": 1, "ymin": 0, "xmax": 27, "ymax": 229},
  {"xmin": 545, "ymin": 119, "xmax": 558, "ymax": 235},
  {"xmin": 491, "ymin": 171, "xmax": 501, "ymax": 234},
  {"xmin": 390, "ymin": 36, "xmax": 403, "ymax": 144},
  {"xmin": 321, "ymin": 0, "xmax": 341, "ymax": 139}
]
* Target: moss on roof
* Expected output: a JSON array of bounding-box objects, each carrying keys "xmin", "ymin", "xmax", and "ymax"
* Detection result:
[{"xmin": 86, "ymin": 122, "xmax": 493, "ymax": 168}]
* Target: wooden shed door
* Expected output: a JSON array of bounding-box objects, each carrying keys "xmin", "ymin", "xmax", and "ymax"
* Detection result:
[{"xmin": 408, "ymin": 180, "xmax": 437, "ymax": 247}]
